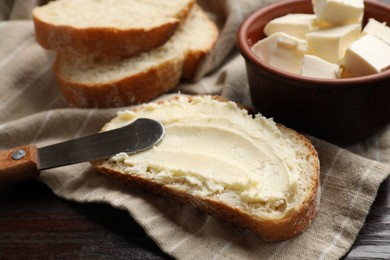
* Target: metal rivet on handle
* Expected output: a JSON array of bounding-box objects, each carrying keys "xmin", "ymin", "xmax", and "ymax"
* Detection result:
[{"xmin": 12, "ymin": 149, "xmax": 26, "ymax": 160}]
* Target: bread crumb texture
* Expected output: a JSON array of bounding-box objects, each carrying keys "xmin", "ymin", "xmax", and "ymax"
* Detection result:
[
  {"xmin": 56, "ymin": 4, "xmax": 216, "ymax": 84},
  {"xmin": 33, "ymin": 0, "xmax": 193, "ymax": 29},
  {"xmin": 53, "ymin": 5, "xmax": 218, "ymax": 108}
]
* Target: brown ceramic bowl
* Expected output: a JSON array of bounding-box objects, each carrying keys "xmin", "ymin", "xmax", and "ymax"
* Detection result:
[{"xmin": 237, "ymin": 0, "xmax": 390, "ymax": 145}]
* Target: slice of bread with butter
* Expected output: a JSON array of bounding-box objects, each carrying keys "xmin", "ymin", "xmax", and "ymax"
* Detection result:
[
  {"xmin": 32, "ymin": 0, "xmax": 195, "ymax": 56},
  {"xmin": 92, "ymin": 95, "xmax": 320, "ymax": 241}
]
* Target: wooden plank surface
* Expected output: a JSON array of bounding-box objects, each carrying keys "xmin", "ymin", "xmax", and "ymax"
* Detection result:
[
  {"xmin": 344, "ymin": 176, "xmax": 390, "ymax": 259},
  {"xmin": 0, "ymin": 179, "xmax": 171, "ymax": 259},
  {"xmin": 0, "ymin": 175, "xmax": 388, "ymax": 259}
]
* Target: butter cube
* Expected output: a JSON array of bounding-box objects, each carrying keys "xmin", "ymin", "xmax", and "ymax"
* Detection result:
[
  {"xmin": 300, "ymin": 55, "xmax": 340, "ymax": 79},
  {"xmin": 363, "ymin": 18, "xmax": 390, "ymax": 45},
  {"xmin": 306, "ymin": 23, "xmax": 361, "ymax": 63},
  {"xmin": 313, "ymin": 0, "xmax": 364, "ymax": 25},
  {"xmin": 252, "ymin": 32, "xmax": 308, "ymax": 74},
  {"xmin": 343, "ymin": 34, "xmax": 390, "ymax": 77},
  {"xmin": 264, "ymin": 14, "xmax": 319, "ymax": 39}
]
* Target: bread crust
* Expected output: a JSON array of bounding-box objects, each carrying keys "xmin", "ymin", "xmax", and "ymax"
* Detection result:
[
  {"xmin": 32, "ymin": 0, "xmax": 195, "ymax": 56},
  {"xmin": 33, "ymin": 18, "xmax": 178, "ymax": 57},
  {"xmin": 182, "ymin": 40, "xmax": 217, "ymax": 81},
  {"xmin": 53, "ymin": 53, "xmax": 184, "ymax": 108},
  {"xmin": 92, "ymin": 96, "xmax": 320, "ymax": 241},
  {"xmin": 181, "ymin": 7, "xmax": 219, "ymax": 81},
  {"xmin": 52, "ymin": 4, "xmax": 218, "ymax": 108}
]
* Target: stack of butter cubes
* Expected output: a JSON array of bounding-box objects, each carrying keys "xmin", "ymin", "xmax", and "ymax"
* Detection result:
[{"xmin": 252, "ymin": 0, "xmax": 390, "ymax": 79}]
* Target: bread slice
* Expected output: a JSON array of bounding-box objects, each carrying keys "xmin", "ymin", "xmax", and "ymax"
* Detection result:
[
  {"xmin": 92, "ymin": 95, "xmax": 320, "ymax": 241},
  {"xmin": 53, "ymin": 5, "xmax": 218, "ymax": 108},
  {"xmin": 178, "ymin": 5, "xmax": 219, "ymax": 80},
  {"xmin": 33, "ymin": 0, "xmax": 195, "ymax": 56}
]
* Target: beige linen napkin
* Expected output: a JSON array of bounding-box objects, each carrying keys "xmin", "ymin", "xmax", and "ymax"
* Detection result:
[{"xmin": 1, "ymin": 0, "xmax": 389, "ymax": 259}]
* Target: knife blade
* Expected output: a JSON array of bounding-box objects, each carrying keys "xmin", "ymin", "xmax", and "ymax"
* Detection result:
[{"xmin": 0, "ymin": 118, "xmax": 165, "ymax": 185}]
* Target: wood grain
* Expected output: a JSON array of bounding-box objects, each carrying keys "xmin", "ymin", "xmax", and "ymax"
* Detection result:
[
  {"xmin": 0, "ymin": 176, "xmax": 388, "ymax": 259},
  {"xmin": 0, "ymin": 179, "xmax": 171, "ymax": 259},
  {"xmin": 0, "ymin": 145, "xmax": 39, "ymax": 185},
  {"xmin": 343, "ymin": 176, "xmax": 390, "ymax": 259}
]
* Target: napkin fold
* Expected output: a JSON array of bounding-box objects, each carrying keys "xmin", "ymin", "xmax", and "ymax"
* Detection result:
[{"xmin": 1, "ymin": 0, "xmax": 389, "ymax": 259}]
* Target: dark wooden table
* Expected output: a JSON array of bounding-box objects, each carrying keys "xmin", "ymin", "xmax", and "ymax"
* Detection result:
[
  {"xmin": 0, "ymin": 175, "xmax": 389, "ymax": 259},
  {"xmin": 0, "ymin": 179, "xmax": 171, "ymax": 259}
]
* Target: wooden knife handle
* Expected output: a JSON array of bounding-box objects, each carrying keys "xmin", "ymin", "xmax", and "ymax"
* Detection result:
[{"xmin": 0, "ymin": 145, "xmax": 40, "ymax": 185}]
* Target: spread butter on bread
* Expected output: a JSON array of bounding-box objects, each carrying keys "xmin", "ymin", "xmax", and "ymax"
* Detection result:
[
  {"xmin": 93, "ymin": 95, "xmax": 320, "ymax": 241},
  {"xmin": 33, "ymin": 0, "xmax": 195, "ymax": 56},
  {"xmin": 52, "ymin": 4, "xmax": 218, "ymax": 108}
]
